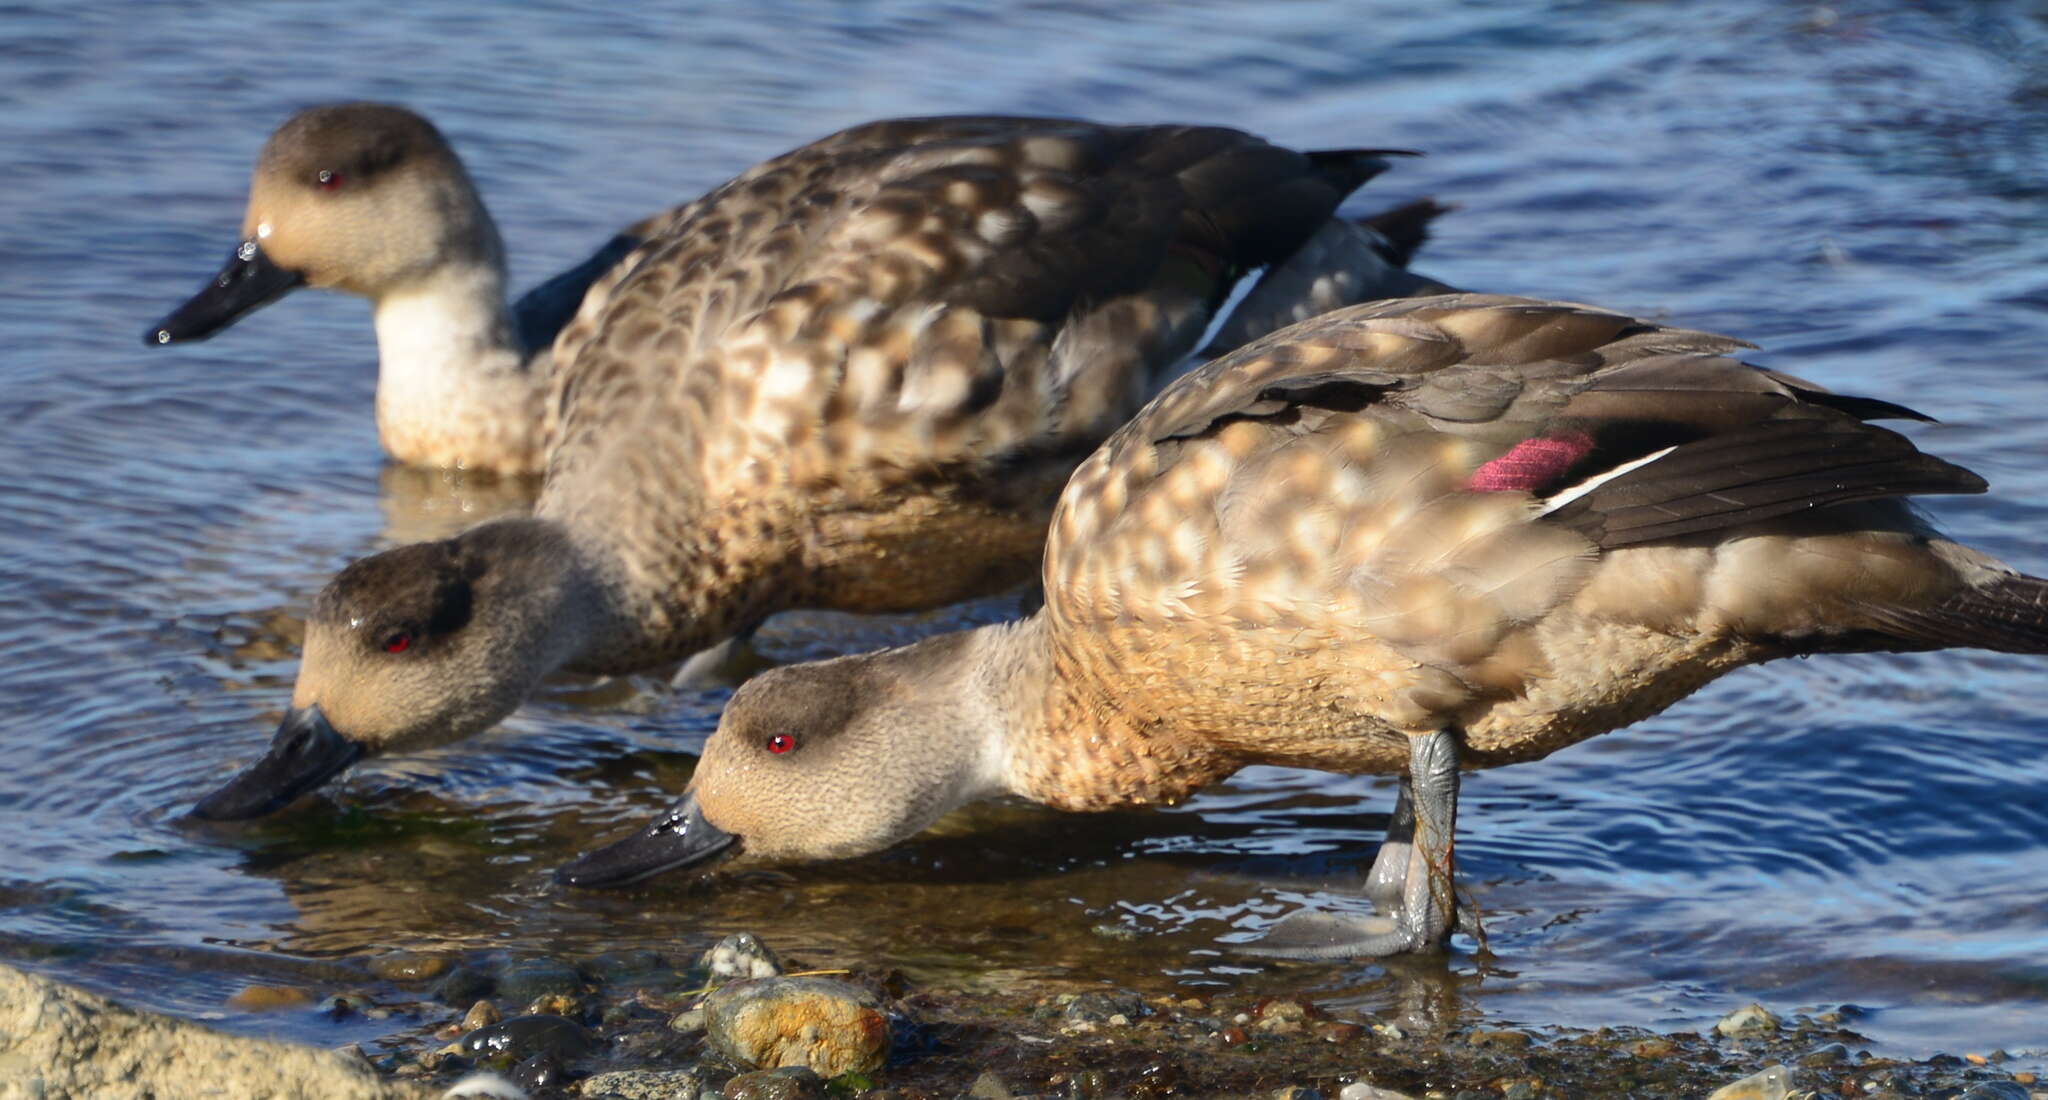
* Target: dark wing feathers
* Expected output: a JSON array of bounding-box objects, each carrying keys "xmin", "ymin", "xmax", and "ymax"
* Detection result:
[
  {"xmin": 1547, "ymin": 419, "xmax": 1986, "ymax": 547},
  {"xmin": 512, "ymin": 232, "xmax": 647, "ymax": 357},
  {"xmin": 1112, "ymin": 295, "xmax": 1986, "ymax": 554}
]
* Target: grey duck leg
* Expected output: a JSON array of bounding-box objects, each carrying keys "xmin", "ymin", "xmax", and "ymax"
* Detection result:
[{"xmin": 1238, "ymin": 729, "xmax": 1460, "ymax": 958}]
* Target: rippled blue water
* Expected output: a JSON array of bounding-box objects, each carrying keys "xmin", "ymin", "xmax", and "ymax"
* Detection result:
[{"xmin": 4, "ymin": 0, "xmax": 2048, "ymax": 1064}]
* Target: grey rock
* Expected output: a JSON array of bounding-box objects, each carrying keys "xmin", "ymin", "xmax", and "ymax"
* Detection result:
[
  {"xmin": 702, "ymin": 932, "xmax": 784, "ymax": 982},
  {"xmin": 1715, "ymin": 1003, "xmax": 1783, "ymax": 1038},
  {"xmin": 1270, "ymin": 1089, "xmax": 1325, "ymax": 1100},
  {"xmin": 1705, "ymin": 1063, "xmax": 1793, "ymax": 1100},
  {"xmin": 579, "ymin": 1068, "xmax": 718, "ymax": 1099},
  {"xmin": 0, "ymin": 961, "xmax": 431, "ymax": 1099}
]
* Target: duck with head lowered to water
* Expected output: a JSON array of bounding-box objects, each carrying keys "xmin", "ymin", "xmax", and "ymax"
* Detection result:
[
  {"xmin": 560, "ymin": 293, "xmax": 2048, "ymax": 958},
  {"xmin": 180, "ymin": 107, "xmax": 1451, "ymax": 820}
]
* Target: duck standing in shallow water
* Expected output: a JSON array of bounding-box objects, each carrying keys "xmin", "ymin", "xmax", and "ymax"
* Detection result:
[
  {"xmin": 562, "ymin": 293, "xmax": 2048, "ymax": 958},
  {"xmin": 185, "ymin": 110, "xmax": 1448, "ymax": 819},
  {"xmin": 146, "ymin": 103, "xmax": 661, "ymax": 476}
]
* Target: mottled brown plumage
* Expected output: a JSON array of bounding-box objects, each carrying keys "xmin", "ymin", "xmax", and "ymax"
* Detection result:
[
  {"xmin": 193, "ymin": 111, "xmax": 1444, "ymax": 817},
  {"xmin": 569, "ymin": 295, "xmax": 2048, "ymax": 955}
]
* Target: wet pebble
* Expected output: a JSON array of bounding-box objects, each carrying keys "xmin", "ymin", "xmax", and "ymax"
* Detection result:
[
  {"xmin": 1799, "ymin": 1042, "xmax": 1849, "ymax": 1067},
  {"xmin": 369, "ymin": 951, "xmax": 452, "ymax": 983},
  {"xmin": 704, "ymin": 976, "xmax": 890, "ymax": 1077},
  {"xmin": 670, "ymin": 1005, "xmax": 707, "ymax": 1033},
  {"xmin": 1270, "ymin": 1088, "xmax": 1324, "ymax": 1100},
  {"xmin": 1956, "ymin": 1084, "xmax": 2032, "ymax": 1100},
  {"xmin": 577, "ymin": 1068, "xmax": 719, "ymax": 1098},
  {"xmin": 1466, "ymin": 1028, "xmax": 1533, "ymax": 1050},
  {"xmin": 1338, "ymin": 1084, "xmax": 1417, "ymax": 1100},
  {"xmin": 722, "ymin": 1065, "xmax": 826, "ymax": 1100},
  {"xmin": 513, "ymin": 1050, "xmax": 567, "ymax": 1093},
  {"xmin": 1056, "ymin": 989, "xmax": 1149, "ymax": 1028},
  {"xmin": 497, "ymin": 957, "xmax": 585, "ymax": 1003},
  {"xmin": 1704, "ymin": 1063, "xmax": 1791, "ymax": 1100},
  {"xmin": 1714, "ymin": 1003, "xmax": 1783, "ymax": 1038},
  {"xmin": 458, "ymin": 1013, "xmax": 596, "ymax": 1063},
  {"xmin": 225, "ymin": 984, "xmax": 314, "ymax": 1011},
  {"xmin": 703, "ymin": 932, "xmax": 784, "ymax": 981},
  {"xmin": 463, "ymin": 999, "xmax": 503, "ymax": 1032},
  {"xmin": 966, "ymin": 1070, "xmax": 1016, "ymax": 1099}
]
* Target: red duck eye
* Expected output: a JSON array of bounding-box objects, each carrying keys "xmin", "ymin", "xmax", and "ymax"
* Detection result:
[
  {"xmin": 317, "ymin": 169, "xmax": 345, "ymax": 191},
  {"xmin": 766, "ymin": 734, "xmax": 795, "ymax": 755},
  {"xmin": 383, "ymin": 632, "xmax": 412, "ymax": 654}
]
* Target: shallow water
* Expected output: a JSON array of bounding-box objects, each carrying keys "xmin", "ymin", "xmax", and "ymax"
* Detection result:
[{"xmin": 4, "ymin": 0, "xmax": 2048, "ymax": 1066}]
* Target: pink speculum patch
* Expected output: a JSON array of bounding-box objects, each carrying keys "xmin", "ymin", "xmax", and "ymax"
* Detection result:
[{"xmin": 1465, "ymin": 430, "xmax": 1596, "ymax": 493}]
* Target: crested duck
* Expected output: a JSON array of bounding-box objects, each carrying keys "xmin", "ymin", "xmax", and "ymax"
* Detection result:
[
  {"xmin": 187, "ymin": 112, "xmax": 1446, "ymax": 819},
  {"xmin": 559, "ymin": 293, "xmax": 2048, "ymax": 958},
  {"xmin": 146, "ymin": 103, "xmax": 659, "ymax": 476}
]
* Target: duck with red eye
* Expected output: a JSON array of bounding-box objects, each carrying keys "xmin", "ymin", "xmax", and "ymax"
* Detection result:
[
  {"xmin": 559, "ymin": 635, "xmax": 1003, "ymax": 886},
  {"xmin": 192, "ymin": 521, "xmax": 599, "ymax": 819}
]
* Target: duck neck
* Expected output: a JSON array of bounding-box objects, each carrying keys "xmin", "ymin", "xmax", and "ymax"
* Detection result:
[
  {"xmin": 990, "ymin": 614, "xmax": 1240, "ymax": 813},
  {"xmin": 371, "ymin": 260, "xmax": 545, "ymax": 475}
]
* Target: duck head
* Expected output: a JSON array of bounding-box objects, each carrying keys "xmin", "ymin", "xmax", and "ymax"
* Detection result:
[
  {"xmin": 147, "ymin": 102, "xmax": 502, "ymax": 345},
  {"xmin": 192, "ymin": 518, "xmax": 595, "ymax": 819},
  {"xmin": 556, "ymin": 631, "xmax": 1013, "ymax": 887}
]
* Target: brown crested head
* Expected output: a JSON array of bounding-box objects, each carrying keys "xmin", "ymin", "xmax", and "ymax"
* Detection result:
[
  {"xmin": 690, "ymin": 630, "xmax": 1003, "ymax": 863},
  {"xmin": 243, "ymin": 102, "xmax": 500, "ymax": 295},
  {"xmin": 290, "ymin": 518, "xmax": 588, "ymax": 754}
]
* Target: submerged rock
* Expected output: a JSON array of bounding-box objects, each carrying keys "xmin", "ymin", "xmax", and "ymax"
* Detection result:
[
  {"xmin": 0, "ymin": 961, "xmax": 430, "ymax": 1099},
  {"xmin": 704, "ymin": 977, "xmax": 889, "ymax": 1077},
  {"xmin": 370, "ymin": 952, "xmax": 454, "ymax": 983},
  {"xmin": 226, "ymin": 983, "xmax": 316, "ymax": 1012},
  {"xmin": 495, "ymin": 957, "xmax": 585, "ymax": 1003}
]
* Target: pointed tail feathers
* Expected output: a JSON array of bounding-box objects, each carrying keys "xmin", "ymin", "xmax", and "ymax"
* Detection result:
[
  {"xmin": 1862, "ymin": 572, "xmax": 2048, "ymax": 655},
  {"xmin": 1357, "ymin": 197, "xmax": 1456, "ymax": 270}
]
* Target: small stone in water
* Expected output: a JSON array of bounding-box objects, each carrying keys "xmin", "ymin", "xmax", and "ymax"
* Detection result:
[
  {"xmin": 1714, "ymin": 1003, "xmax": 1783, "ymax": 1038},
  {"xmin": 463, "ymin": 999, "xmax": 502, "ymax": 1032},
  {"xmin": 670, "ymin": 1005, "xmax": 708, "ymax": 1032},
  {"xmin": 225, "ymin": 984, "xmax": 313, "ymax": 1012},
  {"xmin": 1467, "ymin": 1028, "xmax": 1533, "ymax": 1050},
  {"xmin": 1704, "ymin": 1064, "xmax": 1792, "ymax": 1100},
  {"xmin": 1270, "ymin": 1088, "xmax": 1324, "ymax": 1100},
  {"xmin": 702, "ymin": 932, "xmax": 784, "ymax": 981},
  {"xmin": 367, "ymin": 951, "xmax": 452, "ymax": 983},
  {"xmin": 703, "ymin": 976, "xmax": 889, "ymax": 1078}
]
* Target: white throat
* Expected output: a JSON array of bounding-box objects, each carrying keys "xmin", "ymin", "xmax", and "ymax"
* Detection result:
[{"xmin": 370, "ymin": 265, "xmax": 543, "ymax": 473}]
